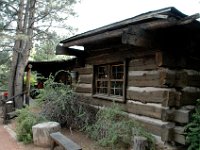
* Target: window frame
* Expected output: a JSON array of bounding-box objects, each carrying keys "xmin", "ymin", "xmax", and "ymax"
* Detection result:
[{"xmin": 92, "ymin": 60, "xmax": 127, "ymax": 102}]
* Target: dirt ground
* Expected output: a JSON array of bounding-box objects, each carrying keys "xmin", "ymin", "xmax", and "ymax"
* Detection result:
[
  {"xmin": 0, "ymin": 109, "xmax": 130, "ymax": 150},
  {"xmin": 7, "ymin": 119, "xmax": 99, "ymax": 150}
]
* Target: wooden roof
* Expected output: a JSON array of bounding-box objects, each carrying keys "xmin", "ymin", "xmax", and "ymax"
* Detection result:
[
  {"xmin": 26, "ymin": 59, "xmax": 77, "ymax": 77},
  {"xmin": 57, "ymin": 7, "xmax": 200, "ymax": 57},
  {"xmin": 60, "ymin": 7, "xmax": 199, "ymax": 47}
]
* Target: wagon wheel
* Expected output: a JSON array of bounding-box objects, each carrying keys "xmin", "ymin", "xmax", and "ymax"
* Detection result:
[{"xmin": 54, "ymin": 70, "xmax": 72, "ymax": 85}]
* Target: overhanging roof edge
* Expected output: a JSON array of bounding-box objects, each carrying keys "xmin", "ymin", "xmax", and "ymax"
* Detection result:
[{"xmin": 60, "ymin": 7, "xmax": 187, "ymax": 44}]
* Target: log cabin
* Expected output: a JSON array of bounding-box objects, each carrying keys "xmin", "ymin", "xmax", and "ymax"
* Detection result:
[{"xmin": 56, "ymin": 7, "xmax": 200, "ymax": 148}]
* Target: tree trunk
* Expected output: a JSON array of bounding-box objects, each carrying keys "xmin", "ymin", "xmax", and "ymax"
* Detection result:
[{"xmin": 8, "ymin": 0, "xmax": 36, "ymax": 109}]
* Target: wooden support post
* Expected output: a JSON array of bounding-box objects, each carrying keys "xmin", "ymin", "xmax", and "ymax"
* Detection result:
[
  {"xmin": 26, "ymin": 64, "xmax": 32, "ymax": 105},
  {"xmin": 133, "ymin": 136, "xmax": 148, "ymax": 150}
]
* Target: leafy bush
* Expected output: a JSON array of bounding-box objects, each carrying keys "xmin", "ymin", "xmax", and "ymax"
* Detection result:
[
  {"xmin": 16, "ymin": 106, "xmax": 46, "ymax": 144},
  {"xmin": 36, "ymin": 75, "xmax": 97, "ymax": 129},
  {"xmin": 185, "ymin": 99, "xmax": 200, "ymax": 150},
  {"xmin": 85, "ymin": 103, "xmax": 155, "ymax": 149}
]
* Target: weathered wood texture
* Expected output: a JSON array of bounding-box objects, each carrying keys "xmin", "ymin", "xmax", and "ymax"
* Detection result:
[
  {"xmin": 76, "ymin": 93, "xmax": 187, "ymax": 145},
  {"xmin": 126, "ymin": 101, "xmax": 162, "ymax": 119},
  {"xmin": 78, "ymin": 74, "xmax": 92, "ymax": 84},
  {"xmin": 86, "ymin": 47, "xmax": 149, "ymax": 65},
  {"xmin": 75, "ymin": 83, "xmax": 92, "ymax": 93},
  {"xmin": 133, "ymin": 136, "xmax": 148, "ymax": 150},
  {"xmin": 179, "ymin": 87, "xmax": 200, "ymax": 106},
  {"xmin": 74, "ymin": 66, "xmax": 93, "ymax": 75},
  {"xmin": 127, "ymin": 86, "xmax": 200, "ymax": 107},
  {"xmin": 161, "ymin": 106, "xmax": 195, "ymax": 124},
  {"xmin": 160, "ymin": 124, "xmax": 186, "ymax": 145},
  {"xmin": 127, "ymin": 86, "xmax": 180, "ymax": 107},
  {"xmin": 73, "ymin": 49, "xmax": 200, "ymax": 146},
  {"xmin": 129, "ymin": 114, "xmax": 186, "ymax": 145},
  {"xmin": 128, "ymin": 54, "xmax": 158, "ymax": 71},
  {"xmin": 128, "ymin": 70, "xmax": 175, "ymax": 87},
  {"xmin": 122, "ymin": 27, "xmax": 155, "ymax": 48},
  {"xmin": 32, "ymin": 122, "xmax": 61, "ymax": 147},
  {"xmin": 155, "ymin": 51, "xmax": 200, "ymax": 70},
  {"xmin": 50, "ymin": 132, "xmax": 82, "ymax": 150},
  {"xmin": 129, "ymin": 55, "xmax": 200, "ymax": 88},
  {"xmin": 73, "ymin": 66, "xmax": 93, "ymax": 94},
  {"xmin": 128, "ymin": 69, "xmax": 200, "ymax": 88},
  {"xmin": 77, "ymin": 93, "xmax": 191, "ymax": 124},
  {"xmin": 173, "ymin": 126, "xmax": 186, "ymax": 145}
]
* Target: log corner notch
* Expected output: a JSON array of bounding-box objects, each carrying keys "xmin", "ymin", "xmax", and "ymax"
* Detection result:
[
  {"xmin": 56, "ymin": 45, "xmax": 86, "ymax": 57},
  {"xmin": 121, "ymin": 13, "xmax": 200, "ymax": 49}
]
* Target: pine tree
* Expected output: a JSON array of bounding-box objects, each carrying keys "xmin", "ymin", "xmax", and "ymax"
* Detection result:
[{"xmin": 0, "ymin": 0, "xmax": 78, "ymax": 108}]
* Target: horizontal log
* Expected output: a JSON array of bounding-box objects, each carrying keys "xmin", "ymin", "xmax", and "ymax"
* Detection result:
[
  {"xmin": 127, "ymin": 100, "xmax": 194, "ymax": 124},
  {"xmin": 126, "ymin": 100, "xmax": 162, "ymax": 119},
  {"xmin": 78, "ymin": 74, "xmax": 92, "ymax": 84},
  {"xmin": 74, "ymin": 66, "xmax": 93, "ymax": 75},
  {"xmin": 155, "ymin": 51, "xmax": 200, "ymax": 70},
  {"xmin": 77, "ymin": 93, "xmax": 187, "ymax": 145},
  {"xmin": 75, "ymin": 84, "xmax": 92, "ymax": 93},
  {"xmin": 78, "ymin": 93, "xmax": 162, "ymax": 119},
  {"xmin": 129, "ymin": 113, "xmax": 169, "ymax": 137},
  {"xmin": 131, "ymin": 114, "xmax": 186, "ymax": 145},
  {"xmin": 128, "ymin": 69, "xmax": 200, "ymax": 88},
  {"xmin": 128, "ymin": 54, "xmax": 158, "ymax": 71},
  {"xmin": 184, "ymin": 70, "xmax": 200, "ymax": 87},
  {"xmin": 161, "ymin": 106, "xmax": 195, "ymax": 124},
  {"xmin": 179, "ymin": 87, "xmax": 200, "ymax": 106},
  {"xmin": 77, "ymin": 93, "xmax": 193, "ymax": 124},
  {"xmin": 128, "ymin": 70, "xmax": 175, "ymax": 87},
  {"xmin": 86, "ymin": 48, "xmax": 132, "ymax": 65},
  {"xmin": 173, "ymin": 126, "xmax": 186, "ymax": 145},
  {"xmin": 127, "ymin": 86, "xmax": 180, "ymax": 107},
  {"xmin": 122, "ymin": 27, "xmax": 155, "ymax": 48}
]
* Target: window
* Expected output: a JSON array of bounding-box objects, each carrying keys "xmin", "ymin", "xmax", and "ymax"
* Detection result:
[{"xmin": 93, "ymin": 62, "xmax": 126, "ymax": 101}]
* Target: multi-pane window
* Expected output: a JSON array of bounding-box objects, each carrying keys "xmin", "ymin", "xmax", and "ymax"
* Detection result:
[{"xmin": 94, "ymin": 63, "xmax": 124, "ymax": 100}]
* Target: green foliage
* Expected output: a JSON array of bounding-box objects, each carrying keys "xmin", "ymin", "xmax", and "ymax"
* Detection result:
[
  {"xmin": 16, "ymin": 106, "xmax": 46, "ymax": 144},
  {"xmin": 85, "ymin": 103, "xmax": 155, "ymax": 149},
  {"xmin": 24, "ymin": 71, "xmax": 38, "ymax": 87},
  {"xmin": 0, "ymin": 51, "xmax": 11, "ymax": 90},
  {"xmin": 185, "ymin": 99, "xmax": 200, "ymax": 150},
  {"xmin": 36, "ymin": 75, "xmax": 97, "ymax": 128}
]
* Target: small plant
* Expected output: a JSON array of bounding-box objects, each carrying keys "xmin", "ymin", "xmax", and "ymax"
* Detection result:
[
  {"xmin": 185, "ymin": 99, "xmax": 200, "ymax": 150},
  {"xmin": 16, "ymin": 106, "xmax": 46, "ymax": 144},
  {"xmin": 85, "ymin": 103, "xmax": 155, "ymax": 149},
  {"xmin": 36, "ymin": 75, "xmax": 97, "ymax": 129}
]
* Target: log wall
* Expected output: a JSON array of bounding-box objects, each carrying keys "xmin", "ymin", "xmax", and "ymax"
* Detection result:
[
  {"xmin": 72, "ymin": 49, "xmax": 200, "ymax": 147},
  {"xmin": 74, "ymin": 66, "xmax": 93, "ymax": 94}
]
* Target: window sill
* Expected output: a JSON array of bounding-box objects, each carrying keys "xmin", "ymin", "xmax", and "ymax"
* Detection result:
[{"xmin": 93, "ymin": 94, "xmax": 125, "ymax": 102}]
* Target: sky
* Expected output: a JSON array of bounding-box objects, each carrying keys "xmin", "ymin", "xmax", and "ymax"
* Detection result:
[{"xmin": 67, "ymin": 0, "xmax": 200, "ymax": 34}]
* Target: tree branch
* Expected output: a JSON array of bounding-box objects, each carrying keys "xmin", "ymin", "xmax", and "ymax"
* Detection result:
[{"xmin": 0, "ymin": 0, "xmax": 18, "ymax": 12}]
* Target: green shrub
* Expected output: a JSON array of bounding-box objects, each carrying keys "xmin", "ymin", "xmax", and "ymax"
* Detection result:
[
  {"xmin": 16, "ymin": 106, "xmax": 46, "ymax": 144},
  {"xmin": 185, "ymin": 99, "xmax": 200, "ymax": 150},
  {"xmin": 36, "ymin": 75, "xmax": 97, "ymax": 129},
  {"xmin": 85, "ymin": 103, "xmax": 155, "ymax": 149}
]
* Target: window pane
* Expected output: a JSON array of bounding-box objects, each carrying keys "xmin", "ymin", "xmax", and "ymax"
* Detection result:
[
  {"xmin": 110, "ymin": 81, "xmax": 123, "ymax": 96},
  {"xmin": 95, "ymin": 63, "xmax": 124, "ymax": 98},
  {"xmin": 111, "ymin": 64, "xmax": 124, "ymax": 79},
  {"xmin": 97, "ymin": 66, "xmax": 108, "ymax": 79},
  {"xmin": 96, "ymin": 81, "xmax": 108, "ymax": 94}
]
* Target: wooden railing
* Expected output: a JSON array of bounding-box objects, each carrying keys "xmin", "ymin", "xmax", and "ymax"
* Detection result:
[{"xmin": 1, "ymin": 91, "xmax": 27, "ymax": 124}]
